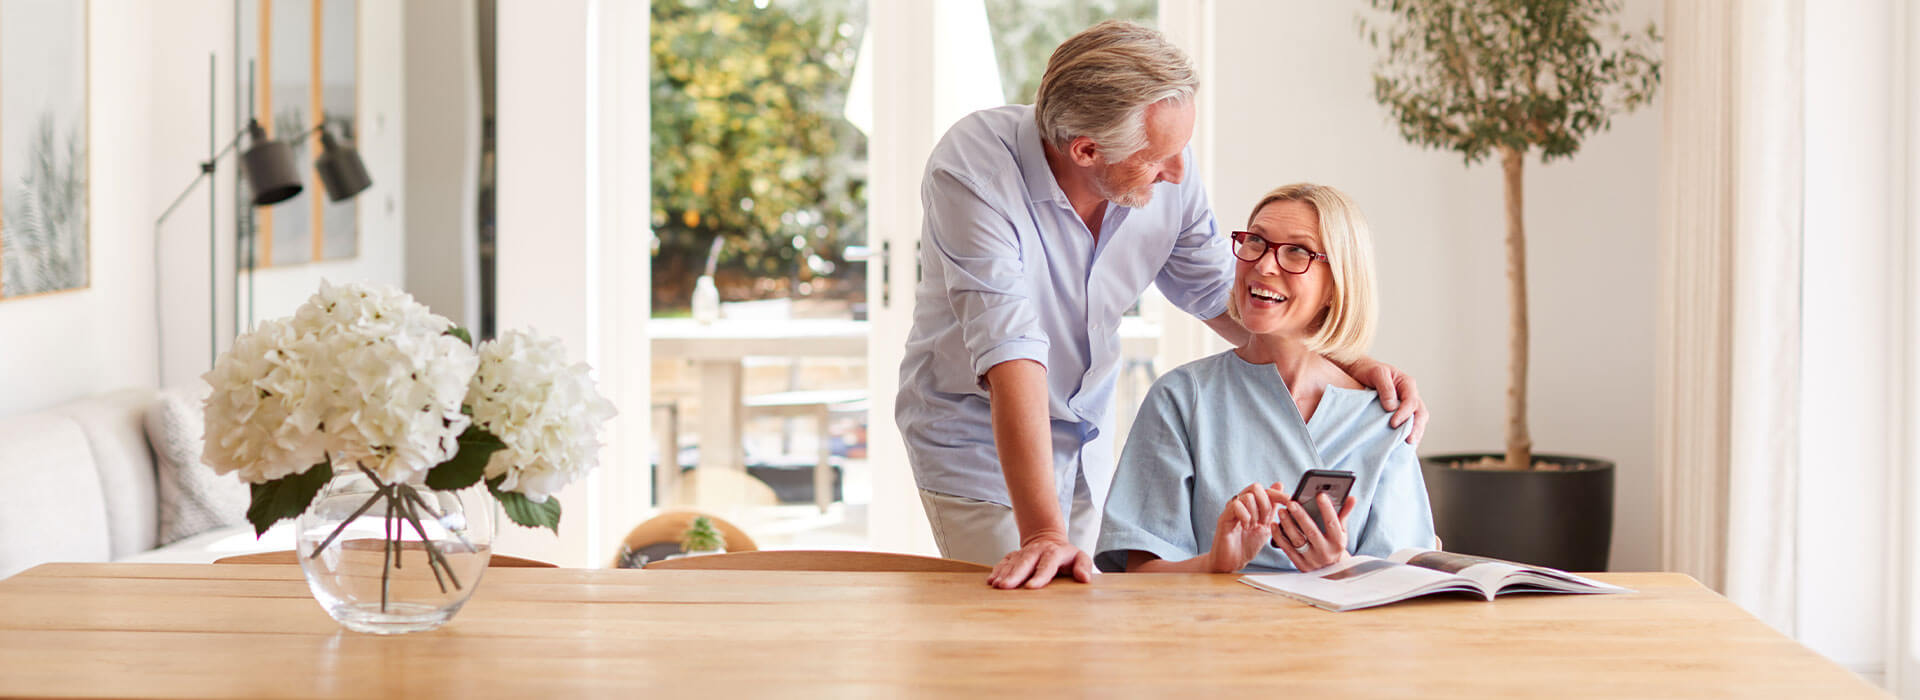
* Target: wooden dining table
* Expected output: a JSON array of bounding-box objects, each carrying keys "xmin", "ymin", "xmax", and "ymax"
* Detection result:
[{"xmin": 0, "ymin": 563, "xmax": 1883, "ymax": 698}]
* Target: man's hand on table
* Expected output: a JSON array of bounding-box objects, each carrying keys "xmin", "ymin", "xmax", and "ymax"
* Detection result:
[{"xmin": 988, "ymin": 534, "xmax": 1095, "ymax": 589}]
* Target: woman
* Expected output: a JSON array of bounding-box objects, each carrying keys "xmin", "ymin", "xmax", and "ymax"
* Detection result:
[{"xmin": 1095, "ymin": 183, "xmax": 1435, "ymax": 574}]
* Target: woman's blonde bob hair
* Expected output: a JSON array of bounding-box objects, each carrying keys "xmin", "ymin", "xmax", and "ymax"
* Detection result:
[{"xmin": 1226, "ymin": 183, "xmax": 1378, "ymax": 363}]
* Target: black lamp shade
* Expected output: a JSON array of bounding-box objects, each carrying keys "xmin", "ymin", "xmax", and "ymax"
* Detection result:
[
  {"xmin": 240, "ymin": 122, "xmax": 303, "ymax": 206},
  {"xmin": 315, "ymin": 130, "xmax": 372, "ymax": 202}
]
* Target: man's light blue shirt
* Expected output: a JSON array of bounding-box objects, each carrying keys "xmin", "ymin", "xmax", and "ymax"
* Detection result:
[
  {"xmin": 1095, "ymin": 351, "xmax": 1437, "ymax": 573},
  {"xmin": 896, "ymin": 105, "xmax": 1232, "ymax": 515}
]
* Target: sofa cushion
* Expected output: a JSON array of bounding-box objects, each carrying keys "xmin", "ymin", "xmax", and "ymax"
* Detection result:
[
  {"xmin": 115, "ymin": 522, "xmax": 295, "ymax": 564},
  {"xmin": 49, "ymin": 390, "xmax": 161, "ymax": 558},
  {"xmin": 145, "ymin": 384, "xmax": 248, "ymax": 544},
  {"xmin": 0, "ymin": 413, "xmax": 110, "ymax": 579}
]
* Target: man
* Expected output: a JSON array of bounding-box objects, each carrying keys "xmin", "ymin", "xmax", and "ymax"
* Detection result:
[{"xmin": 896, "ymin": 20, "xmax": 1427, "ymax": 589}]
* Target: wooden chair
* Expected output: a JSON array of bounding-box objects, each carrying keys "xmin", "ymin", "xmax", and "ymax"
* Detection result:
[
  {"xmin": 215, "ymin": 547, "xmax": 556, "ymax": 568},
  {"xmin": 643, "ymin": 549, "xmax": 989, "ymax": 573},
  {"xmin": 611, "ymin": 510, "xmax": 758, "ymax": 568}
]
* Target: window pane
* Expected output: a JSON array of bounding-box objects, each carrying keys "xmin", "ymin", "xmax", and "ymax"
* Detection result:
[
  {"xmin": 984, "ymin": 0, "xmax": 1158, "ymax": 105},
  {"xmin": 647, "ymin": 0, "xmax": 870, "ymax": 549},
  {"xmin": 650, "ymin": 0, "xmax": 867, "ymax": 315}
]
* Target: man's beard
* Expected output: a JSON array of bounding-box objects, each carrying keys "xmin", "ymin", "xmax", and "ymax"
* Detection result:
[{"xmin": 1096, "ymin": 174, "xmax": 1154, "ymax": 209}]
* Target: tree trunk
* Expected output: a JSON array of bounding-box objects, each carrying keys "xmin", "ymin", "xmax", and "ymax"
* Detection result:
[{"xmin": 1500, "ymin": 146, "xmax": 1533, "ymax": 471}]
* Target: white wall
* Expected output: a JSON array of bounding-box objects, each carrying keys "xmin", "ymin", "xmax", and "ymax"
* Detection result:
[
  {"xmin": 0, "ymin": 0, "xmax": 157, "ymax": 417},
  {"xmin": 1209, "ymin": 0, "xmax": 1664, "ymax": 570},
  {"xmin": 493, "ymin": 0, "xmax": 596, "ymax": 567}
]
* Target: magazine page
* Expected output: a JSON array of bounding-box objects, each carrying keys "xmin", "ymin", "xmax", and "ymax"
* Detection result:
[
  {"xmin": 1389, "ymin": 549, "xmax": 1528, "ymax": 591},
  {"xmin": 1389, "ymin": 548, "xmax": 1628, "ymax": 594},
  {"xmin": 1240, "ymin": 556, "xmax": 1482, "ymax": 612}
]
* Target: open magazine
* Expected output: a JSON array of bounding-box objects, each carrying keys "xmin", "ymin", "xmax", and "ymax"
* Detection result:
[{"xmin": 1239, "ymin": 548, "xmax": 1632, "ymax": 612}]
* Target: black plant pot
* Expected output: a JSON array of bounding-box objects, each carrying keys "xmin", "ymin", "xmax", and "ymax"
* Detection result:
[{"xmin": 1419, "ymin": 453, "xmax": 1614, "ymax": 572}]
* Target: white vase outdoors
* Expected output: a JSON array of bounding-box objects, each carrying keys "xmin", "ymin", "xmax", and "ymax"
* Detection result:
[
  {"xmin": 296, "ymin": 470, "xmax": 497, "ymax": 635},
  {"xmin": 692, "ymin": 275, "xmax": 720, "ymax": 324}
]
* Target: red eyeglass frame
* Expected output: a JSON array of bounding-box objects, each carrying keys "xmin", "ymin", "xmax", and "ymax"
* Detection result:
[{"xmin": 1229, "ymin": 231, "xmax": 1327, "ymax": 274}]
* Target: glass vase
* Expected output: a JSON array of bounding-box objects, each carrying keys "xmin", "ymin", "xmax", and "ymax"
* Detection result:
[{"xmin": 296, "ymin": 469, "xmax": 496, "ymax": 635}]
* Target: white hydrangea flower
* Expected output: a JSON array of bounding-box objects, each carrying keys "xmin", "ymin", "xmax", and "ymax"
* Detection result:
[
  {"xmin": 201, "ymin": 318, "xmax": 328, "ymax": 483},
  {"xmin": 323, "ymin": 329, "xmax": 478, "ymax": 484},
  {"xmin": 203, "ymin": 280, "xmax": 478, "ymax": 486},
  {"xmin": 293, "ymin": 279, "xmax": 451, "ymax": 342},
  {"xmin": 294, "ymin": 281, "xmax": 475, "ymax": 484},
  {"xmin": 469, "ymin": 330, "xmax": 617, "ymax": 503}
]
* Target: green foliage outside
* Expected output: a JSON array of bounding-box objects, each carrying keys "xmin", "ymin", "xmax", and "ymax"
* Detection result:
[
  {"xmin": 982, "ymin": 0, "xmax": 1157, "ymax": 105},
  {"xmin": 651, "ymin": 0, "xmax": 866, "ymax": 310}
]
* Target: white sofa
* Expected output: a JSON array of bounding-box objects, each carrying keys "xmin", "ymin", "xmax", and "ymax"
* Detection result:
[{"xmin": 0, "ymin": 389, "xmax": 287, "ymax": 579}]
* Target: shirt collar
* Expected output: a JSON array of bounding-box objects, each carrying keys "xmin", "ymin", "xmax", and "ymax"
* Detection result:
[{"xmin": 1016, "ymin": 111, "xmax": 1069, "ymax": 205}]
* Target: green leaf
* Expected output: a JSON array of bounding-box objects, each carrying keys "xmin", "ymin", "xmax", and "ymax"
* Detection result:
[
  {"xmin": 426, "ymin": 425, "xmax": 504, "ymax": 491},
  {"xmin": 246, "ymin": 461, "xmax": 334, "ymax": 536},
  {"xmin": 488, "ymin": 477, "xmax": 562, "ymax": 534},
  {"xmin": 446, "ymin": 326, "xmax": 473, "ymax": 346}
]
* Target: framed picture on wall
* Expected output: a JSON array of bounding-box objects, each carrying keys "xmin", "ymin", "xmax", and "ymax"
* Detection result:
[
  {"xmin": 238, "ymin": 0, "xmax": 358, "ymax": 268},
  {"xmin": 0, "ymin": 0, "xmax": 89, "ymax": 300}
]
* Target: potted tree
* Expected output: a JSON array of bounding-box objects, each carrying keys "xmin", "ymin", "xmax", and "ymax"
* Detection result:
[{"xmin": 1360, "ymin": 0, "xmax": 1660, "ymax": 571}]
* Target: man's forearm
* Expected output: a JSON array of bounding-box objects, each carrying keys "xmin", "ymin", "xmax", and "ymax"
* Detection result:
[
  {"xmin": 1203, "ymin": 312, "xmax": 1251, "ymax": 347},
  {"xmin": 985, "ymin": 359, "xmax": 1067, "ymax": 543}
]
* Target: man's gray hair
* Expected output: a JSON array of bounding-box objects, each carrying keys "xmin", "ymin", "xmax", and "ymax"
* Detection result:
[{"xmin": 1033, "ymin": 20, "xmax": 1198, "ymax": 163}]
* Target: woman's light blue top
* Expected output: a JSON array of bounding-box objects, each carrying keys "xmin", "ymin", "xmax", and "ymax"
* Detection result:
[{"xmin": 1095, "ymin": 350, "xmax": 1436, "ymax": 573}]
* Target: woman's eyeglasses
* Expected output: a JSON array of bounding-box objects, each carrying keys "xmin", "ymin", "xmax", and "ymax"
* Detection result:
[{"xmin": 1229, "ymin": 231, "xmax": 1327, "ymax": 274}]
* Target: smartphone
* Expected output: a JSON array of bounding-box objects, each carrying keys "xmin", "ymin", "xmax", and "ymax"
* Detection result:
[{"xmin": 1290, "ymin": 469, "xmax": 1356, "ymax": 536}]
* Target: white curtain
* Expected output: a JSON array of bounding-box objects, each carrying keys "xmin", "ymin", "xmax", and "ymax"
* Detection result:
[
  {"xmin": 1664, "ymin": 0, "xmax": 1920, "ymax": 689},
  {"xmin": 1657, "ymin": 0, "xmax": 1803, "ymax": 619},
  {"xmin": 1720, "ymin": 0, "xmax": 1806, "ymax": 637}
]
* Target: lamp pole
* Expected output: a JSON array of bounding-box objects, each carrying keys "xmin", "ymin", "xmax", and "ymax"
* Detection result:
[
  {"xmin": 153, "ymin": 55, "xmax": 368, "ymax": 386},
  {"xmin": 153, "ymin": 55, "xmax": 303, "ymax": 382},
  {"xmin": 208, "ymin": 53, "xmax": 217, "ymax": 369}
]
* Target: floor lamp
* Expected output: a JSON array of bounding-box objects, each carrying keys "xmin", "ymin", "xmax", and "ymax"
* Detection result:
[{"xmin": 152, "ymin": 54, "xmax": 372, "ymax": 384}]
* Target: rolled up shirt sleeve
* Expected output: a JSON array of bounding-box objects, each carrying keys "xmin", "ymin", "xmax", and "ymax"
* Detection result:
[
  {"xmin": 923, "ymin": 168, "xmax": 1050, "ymax": 385},
  {"xmin": 1153, "ymin": 158, "xmax": 1233, "ymax": 321}
]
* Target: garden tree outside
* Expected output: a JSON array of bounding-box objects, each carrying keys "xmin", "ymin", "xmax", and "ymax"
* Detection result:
[{"xmin": 650, "ymin": 0, "xmax": 867, "ymax": 311}]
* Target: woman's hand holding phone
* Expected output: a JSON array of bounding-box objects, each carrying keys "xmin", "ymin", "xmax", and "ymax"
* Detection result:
[
  {"xmin": 1273, "ymin": 490, "xmax": 1356, "ymax": 572},
  {"xmin": 1208, "ymin": 483, "xmax": 1283, "ymax": 573}
]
